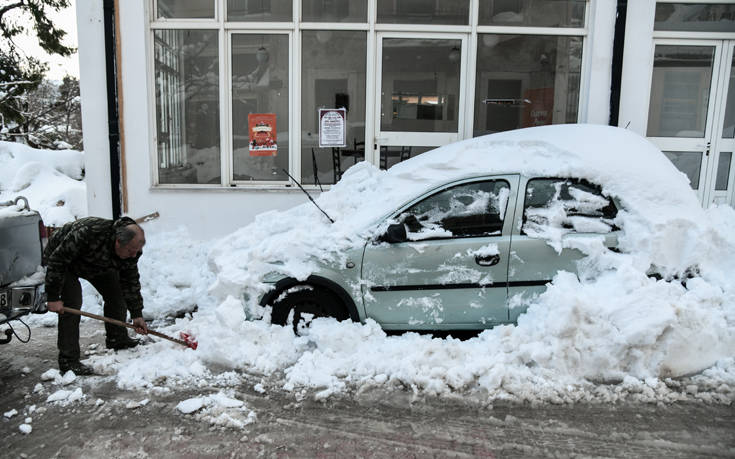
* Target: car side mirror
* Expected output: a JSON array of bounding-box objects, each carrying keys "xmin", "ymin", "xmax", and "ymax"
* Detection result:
[{"xmin": 381, "ymin": 223, "xmax": 407, "ymax": 243}]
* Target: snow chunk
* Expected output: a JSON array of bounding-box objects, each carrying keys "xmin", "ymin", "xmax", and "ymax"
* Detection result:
[
  {"xmin": 176, "ymin": 391, "xmax": 256, "ymax": 429},
  {"xmin": 176, "ymin": 398, "xmax": 204, "ymax": 414},
  {"xmin": 46, "ymin": 388, "xmax": 84, "ymax": 405}
]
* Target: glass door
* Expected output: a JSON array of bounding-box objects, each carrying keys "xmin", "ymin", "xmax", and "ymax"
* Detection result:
[
  {"xmin": 646, "ymin": 39, "xmax": 733, "ymax": 204},
  {"xmin": 707, "ymin": 42, "xmax": 735, "ymax": 206},
  {"xmin": 374, "ymin": 33, "xmax": 468, "ymax": 169}
]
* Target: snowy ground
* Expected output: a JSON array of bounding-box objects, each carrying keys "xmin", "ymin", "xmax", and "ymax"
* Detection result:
[
  {"xmin": 2, "ymin": 323, "xmax": 735, "ymax": 457},
  {"xmin": 1, "ymin": 135, "xmax": 735, "ymax": 444}
]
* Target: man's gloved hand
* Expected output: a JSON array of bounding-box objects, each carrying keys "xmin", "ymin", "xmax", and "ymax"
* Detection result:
[
  {"xmin": 132, "ymin": 317, "xmax": 148, "ymax": 335},
  {"xmin": 47, "ymin": 300, "xmax": 64, "ymax": 313}
]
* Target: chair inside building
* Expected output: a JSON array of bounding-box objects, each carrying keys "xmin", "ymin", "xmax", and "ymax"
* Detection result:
[
  {"xmin": 380, "ymin": 145, "xmax": 412, "ymax": 170},
  {"xmin": 331, "ymin": 147, "xmax": 342, "ymax": 183}
]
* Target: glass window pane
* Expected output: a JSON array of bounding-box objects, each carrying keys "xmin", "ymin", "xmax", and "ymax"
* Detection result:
[
  {"xmin": 655, "ymin": 3, "xmax": 735, "ymax": 32},
  {"xmin": 302, "ymin": 0, "xmax": 367, "ymax": 22},
  {"xmin": 158, "ymin": 0, "xmax": 214, "ymax": 18},
  {"xmin": 723, "ymin": 54, "xmax": 735, "ymax": 139},
  {"xmin": 381, "ymin": 38, "xmax": 461, "ymax": 133},
  {"xmin": 479, "ymin": 0, "xmax": 586, "ymax": 27},
  {"xmin": 663, "ymin": 151, "xmax": 702, "ymax": 189},
  {"xmin": 716, "ymin": 152, "xmax": 732, "ymax": 191},
  {"xmin": 377, "ymin": 0, "xmax": 469, "ymax": 25},
  {"xmin": 154, "ymin": 30, "xmax": 219, "ymax": 185},
  {"xmin": 232, "ymin": 34, "xmax": 289, "ymax": 182},
  {"xmin": 473, "ymin": 35, "xmax": 582, "ymax": 136},
  {"xmin": 380, "ymin": 145, "xmax": 433, "ymax": 170},
  {"xmin": 647, "ymin": 45, "xmax": 714, "ymax": 138},
  {"xmin": 228, "ymin": 0, "xmax": 292, "ymax": 21},
  {"xmin": 523, "ymin": 178, "xmax": 617, "ymax": 237},
  {"xmin": 301, "ymin": 31, "xmax": 367, "ymax": 186},
  {"xmin": 401, "ymin": 180, "xmax": 511, "ymax": 239}
]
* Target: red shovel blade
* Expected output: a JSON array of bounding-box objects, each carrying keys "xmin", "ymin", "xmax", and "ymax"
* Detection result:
[{"xmin": 179, "ymin": 332, "xmax": 198, "ymax": 350}]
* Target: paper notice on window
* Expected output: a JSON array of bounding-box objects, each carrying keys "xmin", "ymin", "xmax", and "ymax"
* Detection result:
[
  {"xmin": 249, "ymin": 113, "xmax": 277, "ymax": 156},
  {"xmin": 318, "ymin": 108, "xmax": 346, "ymax": 148}
]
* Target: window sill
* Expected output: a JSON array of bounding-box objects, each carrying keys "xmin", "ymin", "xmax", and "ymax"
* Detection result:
[{"xmin": 150, "ymin": 184, "xmax": 328, "ymax": 192}]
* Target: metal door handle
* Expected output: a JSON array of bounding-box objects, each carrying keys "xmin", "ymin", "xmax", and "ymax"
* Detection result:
[{"xmin": 475, "ymin": 254, "xmax": 500, "ymax": 266}]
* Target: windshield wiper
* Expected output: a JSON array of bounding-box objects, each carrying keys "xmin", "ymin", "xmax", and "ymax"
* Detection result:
[{"xmin": 282, "ymin": 169, "xmax": 335, "ymax": 224}]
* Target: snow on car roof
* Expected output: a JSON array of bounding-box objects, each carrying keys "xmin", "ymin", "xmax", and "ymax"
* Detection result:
[{"xmin": 336, "ymin": 123, "xmax": 702, "ymax": 226}]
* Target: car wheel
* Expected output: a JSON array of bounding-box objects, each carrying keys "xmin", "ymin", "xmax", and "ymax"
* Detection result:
[{"xmin": 271, "ymin": 287, "xmax": 349, "ymax": 334}]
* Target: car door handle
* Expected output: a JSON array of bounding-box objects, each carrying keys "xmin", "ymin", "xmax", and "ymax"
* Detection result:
[{"xmin": 475, "ymin": 254, "xmax": 500, "ymax": 266}]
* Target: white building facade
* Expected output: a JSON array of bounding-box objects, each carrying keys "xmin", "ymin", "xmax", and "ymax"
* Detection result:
[{"xmin": 77, "ymin": 0, "xmax": 735, "ymax": 238}]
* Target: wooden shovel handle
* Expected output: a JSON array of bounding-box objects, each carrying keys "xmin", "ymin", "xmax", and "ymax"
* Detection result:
[{"xmin": 60, "ymin": 306, "xmax": 190, "ymax": 348}]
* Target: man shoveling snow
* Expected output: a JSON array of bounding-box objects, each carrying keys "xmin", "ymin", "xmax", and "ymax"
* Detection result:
[{"xmin": 44, "ymin": 217, "xmax": 150, "ymax": 375}]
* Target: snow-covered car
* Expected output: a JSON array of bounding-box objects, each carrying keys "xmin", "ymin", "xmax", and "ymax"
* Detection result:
[
  {"xmin": 210, "ymin": 124, "xmax": 705, "ymax": 332},
  {"xmin": 0, "ymin": 196, "xmax": 48, "ymax": 343}
]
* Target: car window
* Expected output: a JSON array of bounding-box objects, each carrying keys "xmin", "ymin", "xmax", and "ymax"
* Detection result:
[
  {"xmin": 398, "ymin": 180, "xmax": 511, "ymax": 240},
  {"xmin": 522, "ymin": 178, "xmax": 618, "ymax": 237}
]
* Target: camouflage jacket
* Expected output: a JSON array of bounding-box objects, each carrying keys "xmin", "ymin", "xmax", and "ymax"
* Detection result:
[{"xmin": 44, "ymin": 217, "xmax": 144, "ymax": 318}]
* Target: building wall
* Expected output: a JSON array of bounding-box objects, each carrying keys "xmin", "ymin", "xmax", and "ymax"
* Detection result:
[
  {"xmin": 618, "ymin": 0, "xmax": 656, "ymax": 135},
  {"xmin": 80, "ymin": 0, "xmax": 620, "ymax": 239},
  {"xmin": 77, "ymin": 0, "xmax": 113, "ymax": 219}
]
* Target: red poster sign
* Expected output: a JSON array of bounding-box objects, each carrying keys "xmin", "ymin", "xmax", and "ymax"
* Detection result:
[{"xmin": 248, "ymin": 113, "xmax": 277, "ymax": 156}]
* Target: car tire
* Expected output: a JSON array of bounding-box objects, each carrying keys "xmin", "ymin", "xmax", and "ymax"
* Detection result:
[{"xmin": 271, "ymin": 287, "xmax": 349, "ymax": 334}]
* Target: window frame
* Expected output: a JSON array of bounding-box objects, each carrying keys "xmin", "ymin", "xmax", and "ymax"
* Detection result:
[
  {"xmin": 227, "ymin": 29, "xmax": 294, "ymax": 186},
  {"xmin": 146, "ymin": 0, "xmax": 593, "ymax": 190},
  {"xmin": 153, "ymin": 0, "xmax": 219, "ymax": 22}
]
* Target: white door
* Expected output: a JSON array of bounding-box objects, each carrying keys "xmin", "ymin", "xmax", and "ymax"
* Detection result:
[
  {"xmin": 709, "ymin": 42, "xmax": 735, "ymax": 205},
  {"xmin": 374, "ymin": 33, "xmax": 468, "ymax": 169},
  {"xmin": 646, "ymin": 39, "xmax": 735, "ymax": 205}
]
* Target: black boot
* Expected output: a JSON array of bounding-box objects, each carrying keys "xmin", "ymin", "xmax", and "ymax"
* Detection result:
[
  {"xmin": 59, "ymin": 360, "xmax": 95, "ymax": 376},
  {"xmin": 106, "ymin": 336, "xmax": 141, "ymax": 350}
]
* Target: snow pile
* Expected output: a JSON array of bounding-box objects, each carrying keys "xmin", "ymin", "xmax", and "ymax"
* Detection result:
[
  {"xmin": 176, "ymin": 391, "xmax": 256, "ymax": 429},
  {"xmin": 7, "ymin": 125, "xmax": 733, "ymax": 404},
  {"xmin": 137, "ymin": 224, "xmax": 218, "ymax": 319},
  {"xmin": 85, "ymin": 125, "xmax": 735, "ymax": 404},
  {"xmin": 0, "ymin": 140, "xmax": 85, "ymax": 226}
]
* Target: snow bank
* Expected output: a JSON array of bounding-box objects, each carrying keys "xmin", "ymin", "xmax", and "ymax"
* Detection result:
[
  {"xmin": 6, "ymin": 127, "xmax": 733, "ymax": 404},
  {"xmin": 0, "ymin": 140, "xmax": 85, "ymax": 226},
  {"xmin": 137, "ymin": 223, "xmax": 218, "ymax": 319},
  {"xmin": 83, "ymin": 126, "xmax": 735, "ymax": 404}
]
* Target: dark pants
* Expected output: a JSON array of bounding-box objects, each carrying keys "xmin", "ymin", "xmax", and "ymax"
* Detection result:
[{"xmin": 57, "ymin": 271, "xmax": 130, "ymax": 365}]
